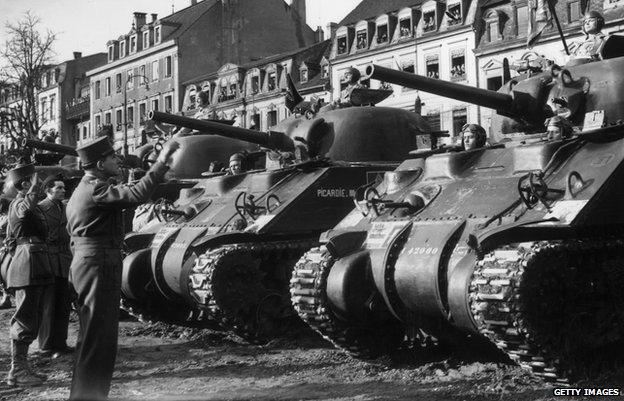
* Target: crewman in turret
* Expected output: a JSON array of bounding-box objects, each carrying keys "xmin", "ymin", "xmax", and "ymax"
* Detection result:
[
  {"xmin": 573, "ymin": 11, "xmax": 607, "ymax": 60},
  {"xmin": 339, "ymin": 67, "xmax": 365, "ymax": 106},
  {"xmin": 545, "ymin": 116, "xmax": 573, "ymax": 141},
  {"xmin": 227, "ymin": 153, "xmax": 244, "ymax": 175},
  {"xmin": 461, "ymin": 124, "xmax": 487, "ymax": 150}
]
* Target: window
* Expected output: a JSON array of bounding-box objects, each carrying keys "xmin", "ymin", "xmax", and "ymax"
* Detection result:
[
  {"xmin": 143, "ymin": 31, "xmax": 149, "ymax": 49},
  {"xmin": 82, "ymin": 126, "xmax": 88, "ymax": 140},
  {"xmin": 152, "ymin": 61, "xmax": 159, "ymax": 81},
  {"xmin": 151, "ymin": 98, "xmax": 159, "ymax": 112},
  {"xmin": 164, "ymin": 95, "xmax": 172, "ymax": 112},
  {"xmin": 120, "ymin": 41, "xmax": 126, "ymax": 58},
  {"xmin": 49, "ymin": 95, "xmax": 55, "ymax": 120},
  {"xmin": 517, "ymin": 6, "xmax": 529, "ymax": 35},
  {"xmin": 40, "ymin": 99, "xmax": 47, "ymax": 123},
  {"xmin": 426, "ymin": 55, "xmax": 439, "ymax": 79},
  {"xmin": 95, "ymin": 81, "xmax": 101, "ymax": 99},
  {"xmin": 300, "ymin": 69, "xmax": 308, "ymax": 83},
  {"xmin": 426, "ymin": 110, "xmax": 440, "ymax": 131},
  {"xmin": 115, "ymin": 73, "xmax": 122, "ymax": 93},
  {"xmin": 116, "ymin": 109, "xmax": 123, "ymax": 131},
  {"xmin": 322, "ymin": 65, "xmax": 329, "ymax": 78},
  {"xmin": 446, "ymin": 4, "xmax": 462, "ymax": 25},
  {"xmin": 488, "ymin": 21, "xmax": 500, "ymax": 41},
  {"xmin": 165, "ymin": 56, "xmax": 172, "ymax": 77},
  {"xmin": 95, "ymin": 115, "xmax": 101, "ymax": 129},
  {"xmin": 377, "ymin": 24, "xmax": 388, "ymax": 44},
  {"xmin": 450, "ymin": 51, "xmax": 466, "ymax": 81},
  {"xmin": 268, "ymin": 72, "xmax": 277, "ymax": 91},
  {"xmin": 487, "ymin": 76, "xmax": 503, "ymax": 91},
  {"xmin": 105, "ymin": 112, "xmax": 111, "ymax": 125},
  {"xmin": 139, "ymin": 103, "xmax": 146, "ymax": 125},
  {"xmin": 337, "ymin": 36, "xmax": 348, "ymax": 54},
  {"xmin": 105, "ymin": 77, "xmax": 111, "ymax": 96},
  {"xmin": 154, "ymin": 27, "xmax": 161, "ymax": 43},
  {"xmin": 127, "ymin": 105, "xmax": 134, "ymax": 125},
  {"xmin": 423, "ymin": 11, "xmax": 436, "ymax": 32},
  {"xmin": 108, "ymin": 45, "xmax": 114, "ymax": 61},
  {"xmin": 452, "ymin": 108, "xmax": 467, "ymax": 137},
  {"xmin": 139, "ymin": 65, "xmax": 146, "ymax": 85},
  {"xmin": 267, "ymin": 110, "xmax": 277, "ymax": 127},
  {"xmin": 399, "ymin": 18, "xmax": 412, "ymax": 37},
  {"xmin": 251, "ymin": 76, "xmax": 260, "ymax": 93},
  {"xmin": 401, "ymin": 59, "xmax": 415, "ymax": 74},
  {"xmin": 251, "ymin": 113, "xmax": 260, "ymax": 130},
  {"xmin": 567, "ymin": 1, "xmax": 580, "ymax": 23},
  {"xmin": 356, "ymin": 30, "xmax": 368, "ymax": 50},
  {"xmin": 127, "ymin": 69, "xmax": 134, "ymax": 89},
  {"xmin": 229, "ymin": 82, "xmax": 237, "ymax": 96},
  {"xmin": 130, "ymin": 36, "xmax": 137, "ymax": 53}
]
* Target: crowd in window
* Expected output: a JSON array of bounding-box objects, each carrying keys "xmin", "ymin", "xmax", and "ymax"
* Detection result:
[{"xmin": 423, "ymin": 12, "xmax": 436, "ymax": 32}]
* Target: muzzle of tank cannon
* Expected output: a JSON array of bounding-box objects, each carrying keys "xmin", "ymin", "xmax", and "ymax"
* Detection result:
[
  {"xmin": 363, "ymin": 64, "xmax": 557, "ymax": 132},
  {"xmin": 21, "ymin": 138, "xmax": 79, "ymax": 156}
]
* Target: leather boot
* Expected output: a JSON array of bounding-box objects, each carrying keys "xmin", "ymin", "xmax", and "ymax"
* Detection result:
[{"xmin": 6, "ymin": 341, "xmax": 45, "ymax": 386}]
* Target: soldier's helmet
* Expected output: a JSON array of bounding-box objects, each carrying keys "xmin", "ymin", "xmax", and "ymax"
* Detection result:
[
  {"xmin": 229, "ymin": 153, "xmax": 244, "ymax": 163},
  {"xmin": 344, "ymin": 67, "xmax": 361, "ymax": 84},
  {"xmin": 546, "ymin": 115, "xmax": 573, "ymax": 139},
  {"xmin": 461, "ymin": 124, "xmax": 487, "ymax": 148},
  {"xmin": 582, "ymin": 10, "xmax": 605, "ymax": 34}
]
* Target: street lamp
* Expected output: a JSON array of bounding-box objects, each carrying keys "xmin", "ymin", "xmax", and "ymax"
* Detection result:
[{"xmin": 121, "ymin": 74, "xmax": 149, "ymax": 157}]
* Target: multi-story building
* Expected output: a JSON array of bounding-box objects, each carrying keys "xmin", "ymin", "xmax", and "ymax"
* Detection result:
[
  {"xmin": 181, "ymin": 39, "xmax": 330, "ymax": 130},
  {"xmin": 86, "ymin": 0, "xmax": 318, "ymax": 153},
  {"xmin": 475, "ymin": 0, "xmax": 624, "ymax": 139},
  {"xmin": 328, "ymin": 0, "xmax": 480, "ymax": 145},
  {"xmin": 38, "ymin": 52, "xmax": 106, "ymax": 146}
]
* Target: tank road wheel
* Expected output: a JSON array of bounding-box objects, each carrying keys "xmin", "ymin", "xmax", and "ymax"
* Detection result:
[
  {"xmin": 189, "ymin": 242, "xmax": 315, "ymax": 343},
  {"xmin": 120, "ymin": 290, "xmax": 201, "ymax": 328},
  {"xmin": 469, "ymin": 239, "xmax": 624, "ymax": 384},
  {"xmin": 291, "ymin": 246, "xmax": 404, "ymax": 359}
]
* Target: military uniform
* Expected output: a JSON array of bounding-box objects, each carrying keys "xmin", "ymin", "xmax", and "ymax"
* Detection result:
[
  {"xmin": 67, "ymin": 137, "xmax": 170, "ymax": 401},
  {"xmin": 37, "ymin": 197, "xmax": 72, "ymax": 353},
  {"xmin": 5, "ymin": 163, "xmax": 53, "ymax": 386}
]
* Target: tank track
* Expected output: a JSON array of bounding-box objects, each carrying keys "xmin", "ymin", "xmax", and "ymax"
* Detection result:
[
  {"xmin": 188, "ymin": 240, "xmax": 316, "ymax": 342},
  {"xmin": 291, "ymin": 246, "xmax": 403, "ymax": 359},
  {"xmin": 469, "ymin": 239, "xmax": 624, "ymax": 384},
  {"xmin": 120, "ymin": 295, "xmax": 205, "ymax": 328}
]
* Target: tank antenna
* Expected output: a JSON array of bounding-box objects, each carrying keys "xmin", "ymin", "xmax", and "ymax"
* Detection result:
[{"xmin": 546, "ymin": 0, "xmax": 570, "ymax": 55}]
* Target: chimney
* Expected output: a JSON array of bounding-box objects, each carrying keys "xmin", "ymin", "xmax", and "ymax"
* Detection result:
[
  {"xmin": 151, "ymin": 13, "xmax": 158, "ymax": 23},
  {"xmin": 315, "ymin": 26, "xmax": 324, "ymax": 43},
  {"xmin": 133, "ymin": 12, "xmax": 147, "ymax": 29},
  {"xmin": 291, "ymin": 0, "xmax": 306, "ymax": 24},
  {"xmin": 73, "ymin": 52, "xmax": 82, "ymax": 60},
  {"xmin": 326, "ymin": 22, "xmax": 338, "ymax": 40},
  {"xmin": 191, "ymin": 0, "xmax": 197, "ymax": 5}
]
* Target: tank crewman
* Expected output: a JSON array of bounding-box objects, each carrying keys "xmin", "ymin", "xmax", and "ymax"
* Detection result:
[
  {"xmin": 227, "ymin": 153, "xmax": 244, "ymax": 175},
  {"xmin": 66, "ymin": 136, "xmax": 180, "ymax": 401},
  {"xmin": 339, "ymin": 67, "xmax": 365, "ymax": 106},
  {"xmin": 37, "ymin": 175, "xmax": 73, "ymax": 358},
  {"xmin": 545, "ymin": 116, "xmax": 573, "ymax": 141},
  {"xmin": 173, "ymin": 90, "xmax": 215, "ymax": 138},
  {"xmin": 573, "ymin": 11, "xmax": 607, "ymax": 60},
  {"xmin": 5, "ymin": 163, "xmax": 53, "ymax": 386},
  {"xmin": 461, "ymin": 124, "xmax": 487, "ymax": 150}
]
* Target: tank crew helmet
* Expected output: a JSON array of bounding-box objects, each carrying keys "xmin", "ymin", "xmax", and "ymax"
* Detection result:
[
  {"xmin": 343, "ymin": 67, "xmax": 361, "ymax": 84},
  {"xmin": 229, "ymin": 153, "xmax": 244, "ymax": 163},
  {"xmin": 7, "ymin": 163, "xmax": 35, "ymax": 191},
  {"xmin": 582, "ymin": 10, "xmax": 604, "ymax": 35},
  {"xmin": 76, "ymin": 136, "xmax": 117, "ymax": 169},
  {"xmin": 461, "ymin": 124, "xmax": 487, "ymax": 150},
  {"xmin": 545, "ymin": 115, "xmax": 573, "ymax": 140}
]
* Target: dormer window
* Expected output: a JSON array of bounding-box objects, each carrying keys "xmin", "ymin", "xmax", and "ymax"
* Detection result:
[
  {"xmin": 488, "ymin": 20, "xmax": 500, "ymax": 41},
  {"xmin": 154, "ymin": 26, "xmax": 161, "ymax": 43},
  {"xmin": 484, "ymin": 10, "xmax": 505, "ymax": 42},
  {"xmin": 268, "ymin": 72, "xmax": 277, "ymax": 91},
  {"xmin": 120, "ymin": 41, "xmax": 126, "ymax": 58},
  {"xmin": 337, "ymin": 36, "xmax": 348, "ymax": 55},
  {"xmin": 423, "ymin": 10, "xmax": 437, "ymax": 32},
  {"xmin": 377, "ymin": 24, "xmax": 388, "ymax": 44},
  {"xmin": 322, "ymin": 65, "xmax": 329, "ymax": 78},
  {"xmin": 517, "ymin": 6, "xmax": 529, "ymax": 34},
  {"xmin": 300, "ymin": 68, "xmax": 308, "ymax": 83},
  {"xmin": 130, "ymin": 36, "xmax": 137, "ymax": 53},
  {"xmin": 229, "ymin": 82, "xmax": 237, "ymax": 96},
  {"xmin": 143, "ymin": 31, "xmax": 149, "ymax": 49},
  {"xmin": 356, "ymin": 29, "xmax": 368, "ymax": 50},
  {"xmin": 446, "ymin": 3, "xmax": 462, "ymax": 26},
  {"xmin": 251, "ymin": 76, "xmax": 260, "ymax": 94},
  {"xmin": 108, "ymin": 45, "xmax": 114, "ymax": 62},
  {"xmin": 399, "ymin": 18, "xmax": 412, "ymax": 37}
]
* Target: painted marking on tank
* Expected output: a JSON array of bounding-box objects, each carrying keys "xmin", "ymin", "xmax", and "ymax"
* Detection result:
[
  {"xmin": 316, "ymin": 188, "xmax": 357, "ymax": 198},
  {"xmin": 402, "ymin": 246, "xmax": 440, "ymax": 256},
  {"xmin": 365, "ymin": 221, "xmax": 410, "ymax": 249},
  {"xmin": 590, "ymin": 154, "xmax": 614, "ymax": 167}
]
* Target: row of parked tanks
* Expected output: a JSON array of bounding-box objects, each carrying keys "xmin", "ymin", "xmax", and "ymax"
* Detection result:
[{"xmin": 121, "ymin": 41, "xmax": 624, "ymax": 385}]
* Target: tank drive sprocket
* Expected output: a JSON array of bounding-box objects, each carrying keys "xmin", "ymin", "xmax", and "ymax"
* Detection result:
[
  {"xmin": 291, "ymin": 246, "xmax": 404, "ymax": 359},
  {"xmin": 469, "ymin": 239, "xmax": 624, "ymax": 384},
  {"xmin": 189, "ymin": 240, "xmax": 316, "ymax": 342}
]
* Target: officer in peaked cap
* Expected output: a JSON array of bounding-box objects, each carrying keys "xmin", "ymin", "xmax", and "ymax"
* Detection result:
[
  {"xmin": 66, "ymin": 136, "xmax": 180, "ymax": 400},
  {"xmin": 5, "ymin": 162, "xmax": 53, "ymax": 387}
]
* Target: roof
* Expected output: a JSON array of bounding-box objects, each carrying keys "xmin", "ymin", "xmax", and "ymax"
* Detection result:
[
  {"xmin": 161, "ymin": 0, "xmax": 218, "ymax": 40},
  {"xmin": 339, "ymin": 0, "xmax": 423, "ymax": 26}
]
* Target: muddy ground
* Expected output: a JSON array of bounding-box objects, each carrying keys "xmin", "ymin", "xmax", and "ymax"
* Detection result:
[{"xmin": 0, "ymin": 308, "xmax": 622, "ymax": 401}]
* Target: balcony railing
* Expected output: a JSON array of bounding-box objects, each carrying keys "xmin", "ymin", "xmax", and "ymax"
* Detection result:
[{"xmin": 65, "ymin": 97, "xmax": 90, "ymax": 120}]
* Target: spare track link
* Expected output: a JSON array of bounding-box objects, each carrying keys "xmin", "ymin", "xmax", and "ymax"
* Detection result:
[
  {"xmin": 189, "ymin": 239, "xmax": 316, "ymax": 341},
  {"xmin": 469, "ymin": 239, "xmax": 624, "ymax": 384},
  {"xmin": 291, "ymin": 246, "xmax": 401, "ymax": 359}
]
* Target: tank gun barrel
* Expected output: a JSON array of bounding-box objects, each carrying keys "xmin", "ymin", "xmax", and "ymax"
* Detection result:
[
  {"xmin": 21, "ymin": 138, "xmax": 78, "ymax": 156},
  {"xmin": 364, "ymin": 64, "xmax": 515, "ymax": 115},
  {"xmin": 149, "ymin": 111, "xmax": 295, "ymax": 152}
]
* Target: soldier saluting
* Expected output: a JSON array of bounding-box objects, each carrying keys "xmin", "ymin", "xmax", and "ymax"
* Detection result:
[
  {"xmin": 66, "ymin": 136, "xmax": 180, "ymax": 401},
  {"xmin": 5, "ymin": 163, "xmax": 53, "ymax": 386}
]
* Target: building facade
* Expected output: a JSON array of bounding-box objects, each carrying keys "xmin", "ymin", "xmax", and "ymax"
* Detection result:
[
  {"xmin": 85, "ymin": 0, "xmax": 317, "ymax": 152},
  {"xmin": 181, "ymin": 40, "xmax": 331, "ymax": 130}
]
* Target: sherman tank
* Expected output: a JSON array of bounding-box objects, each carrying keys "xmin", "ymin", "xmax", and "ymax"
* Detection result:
[
  {"xmin": 291, "ymin": 43, "xmax": 624, "ymax": 383},
  {"xmin": 121, "ymin": 99, "xmax": 431, "ymax": 341}
]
